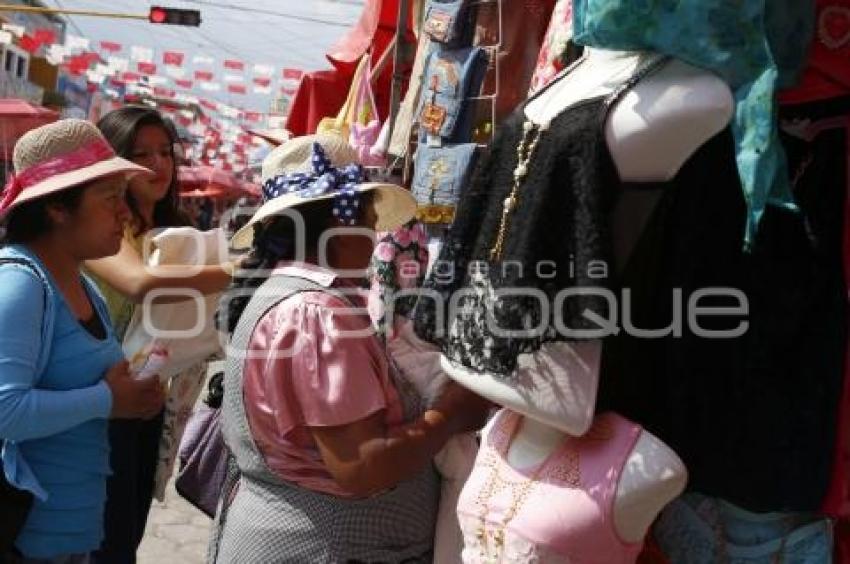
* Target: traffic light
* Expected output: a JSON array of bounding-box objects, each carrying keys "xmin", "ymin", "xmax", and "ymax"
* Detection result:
[{"xmin": 148, "ymin": 6, "xmax": 201, "ymax": 26}]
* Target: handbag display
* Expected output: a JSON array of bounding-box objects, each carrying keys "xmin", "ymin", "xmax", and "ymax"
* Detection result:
[{"xmin": 411, "ymin": 143, "xmax": 478, "ymax": 224}]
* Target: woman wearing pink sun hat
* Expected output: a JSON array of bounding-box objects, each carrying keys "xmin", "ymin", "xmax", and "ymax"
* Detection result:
[{"xmin": 0, "ymin": 119, "xmax": 165, "ymax": 563}]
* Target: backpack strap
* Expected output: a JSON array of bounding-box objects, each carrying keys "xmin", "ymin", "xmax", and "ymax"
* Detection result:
[{"xmin": 0, "ymin": 258, "xmax": 51, "ymax": 382}]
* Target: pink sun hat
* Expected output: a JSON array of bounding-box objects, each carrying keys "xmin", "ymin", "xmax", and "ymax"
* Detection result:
[{"xmin": 0, "ymin": 119, "xmax": 153, "ymax": 220}]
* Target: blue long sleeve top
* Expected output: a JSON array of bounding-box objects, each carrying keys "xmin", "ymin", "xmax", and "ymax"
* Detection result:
[{"xmin": 0, "ymin": 245, "xmax": 120, "ymax": 558}]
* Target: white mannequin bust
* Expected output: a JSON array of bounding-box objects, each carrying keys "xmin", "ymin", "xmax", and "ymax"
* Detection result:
[{"xmin": 442, "ymin": 48, "xmax": 734, "ymax": 546}]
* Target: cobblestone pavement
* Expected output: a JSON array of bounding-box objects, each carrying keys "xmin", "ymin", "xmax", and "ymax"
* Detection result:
[{"xmin": 137, "ymin": 480, "xmax": 211, "ymax": 564}]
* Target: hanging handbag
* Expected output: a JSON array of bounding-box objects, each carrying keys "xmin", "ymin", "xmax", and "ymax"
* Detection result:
[
  {"xmin": 348, "ymin": 56, "xmax": 386, "ymax": 166},
  {"xmin": 411, "ymin": 143, "xmax": 478, "ymax": 224},
  {"xmin": 0, "ymin": 257, "xmax": 49, "ymax": 555},
  {"xmin": 422, "ymin": 0, "xmax": 473, "ymax": 47},
  {"xmin": 316, "ymin": 55, "xmax": 370, "ymax": 141},
  {"xmin": 174, "ymin": 372, "xmax": 229, "ymax": 518},
  {"xmin": 417, "ymin": 46, "xmax": 488, "ymax": 142}
]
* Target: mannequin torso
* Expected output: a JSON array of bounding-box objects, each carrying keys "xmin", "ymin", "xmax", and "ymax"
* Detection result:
[{"xmin": 446, "ymin": 48, "xmax": 732, "ymax": 550}]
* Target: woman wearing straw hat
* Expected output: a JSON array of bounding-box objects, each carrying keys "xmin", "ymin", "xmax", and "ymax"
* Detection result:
[
  {"xmin": 0, "ymin": 119, "xmax": 166, "ymax": 563},
  {"xmin": 210, "ymin": 135, "xmax": 490, "ymax": 563},
  {"xmin": 85, "ymin": 106, "xmax": 236, "ymax": 564}
]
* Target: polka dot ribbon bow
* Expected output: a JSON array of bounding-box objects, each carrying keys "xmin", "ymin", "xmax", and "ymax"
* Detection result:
[{"xmin": 262, "ymin": 142, "xmax": 364, "ymax": 226}]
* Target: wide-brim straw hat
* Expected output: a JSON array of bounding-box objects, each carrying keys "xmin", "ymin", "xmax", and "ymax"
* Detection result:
[
  {"xmin": 0, "ymin": 119, "xmax": 152, "ymax": 220},
  {"xmin": 231, "ymin": 133, "xmax": 416, "ymax": 250}
]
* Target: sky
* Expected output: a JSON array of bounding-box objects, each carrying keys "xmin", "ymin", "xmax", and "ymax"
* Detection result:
[{"xmin": 40, "ymin": 0, "xmax": 365, "ymax": 113}]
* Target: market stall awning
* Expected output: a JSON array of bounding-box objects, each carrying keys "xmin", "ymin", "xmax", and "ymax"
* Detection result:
[
  {"xmin": 287, "ymin": 0, "xmax": 415, "ymax": 136},
  {"xmin": 0, "ymin": 99, "xmax": 60, "ymax": 156}
]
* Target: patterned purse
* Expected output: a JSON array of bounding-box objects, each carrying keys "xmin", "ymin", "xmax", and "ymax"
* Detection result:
[
  {"xmin": 418, "ymin": 46, "xmax": 488, "ymax": 142},
  {"xmin": 411, "ymin": 143, "xmax": 478, "ymax": 224},
  {"xmin": 423, "ymin": 0, "xmax": 472, "ymax": 47}
]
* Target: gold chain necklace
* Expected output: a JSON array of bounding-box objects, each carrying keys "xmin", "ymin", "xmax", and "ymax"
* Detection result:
[
  {"xmin": 489, "ymin": 120, "xmax": 546, "ymax": 261},
  {"xmin": 474, "ymin": 421, "xmax": 582, "ymax": 563}
]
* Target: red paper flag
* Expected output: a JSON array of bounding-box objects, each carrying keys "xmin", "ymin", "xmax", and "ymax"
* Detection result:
[
  {"xmin": 163, "ymin": 51, "xmax": 184, "ymax": 67},
  {"xmin": 34, "ymin": 29, "xmax": 56, "ymax": 45},
  {"xmin": 227, "ymin": 84, "xmax": 246, "ymax": 95},
  {"xmin": 153, "ymin": 87, "xmax": 176, "ymax": 98},
  {"xmin": 281, "ymin": 88, "xmax": 297, "ymax": 96},
  {"xmin": 86, "ymin": 82, "xmax": 98, "ymax": 93},
  {"xmin": 177, "ymin": 115, "xmax": 192, "ymax": 127},
  {"xmin": 237, "ymin": 133, "xmax": 253, "ymax": 144},
  {"xmin": 224, "ymin": 59, "xmax": 244, "ymax": 71},
  {"xmin": 138, "ymin": 62, "xmax": 157, "ymax": 75},
  {"xmin": 66, "ymin": 52, "xmax": 98, "ymax": 75},
  {"xmin": 18, "ymin": 35, "xmax": 41, "ymax": 54},
  {"xmin": 175, "ymin": 79, "xmax": 193, "ymax": 89},
  {"xmin": 121, "ymin": 71, "xmax": 141, "ymax": 82},
  {"xmin": 252, "ymin": 77, "xmax": 271, "ymax": 87},
  {"xmin": 194, "ymin": 70, "xmax": 214, "ymax": 81},
  {"xmin": 199, "ymin": 98, "xmax": 218, "ymax": 111},
  {"xmin": 198, "ymin": 114, "xmax": 211, "ymax": 126},
  {"xmin": 243, "ymin": 112, "xmax": 261, "ymax": 123},
  {"xmin": 281, "ymin": 68, "xmax": 303, "ymax": 80},
  {"xmin": 99, "ymin": 41, "xmax": 122, "ymax": 53}
]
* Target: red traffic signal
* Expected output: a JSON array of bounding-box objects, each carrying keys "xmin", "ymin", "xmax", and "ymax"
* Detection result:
[{"xmin": 148, "ymin": 6, "xmax": 201, "ymax": 26}]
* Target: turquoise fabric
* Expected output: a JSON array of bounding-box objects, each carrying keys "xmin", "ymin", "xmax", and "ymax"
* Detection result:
[{"xmin": 572, "ymin": 0, "xmax": 815, "ymax": 248}]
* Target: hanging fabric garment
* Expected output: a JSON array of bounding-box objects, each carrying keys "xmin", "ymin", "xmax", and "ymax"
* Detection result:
[
  {"xmin": 413, "ymin": 56, "xmax": 667, "ymax": 376},
  {"xmin": 528, "ymin": 0, "xmax": 578, "ymax": 94},
  {"xmin": 780, "ymin": 0, "xmax": 850, "ymax": 105},
  {"xmin": 654, "ymin": 493, "xmax": 833, "ymax": 563},
  {"xmin": 472, "ymin": 0, "xmax": 558, "ymax": 123},
  {"xmin": 571, "ymin": 0, "xmax": 816, "ymax": 249},
  {"xmin": 598, "ymin": 99, "xmax": 847, "ymax": 512}
]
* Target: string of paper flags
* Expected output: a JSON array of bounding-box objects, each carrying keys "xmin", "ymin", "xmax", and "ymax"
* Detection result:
[{"xmin": 0, "ymin": 23, "xmax": 305, "ymax": 100}]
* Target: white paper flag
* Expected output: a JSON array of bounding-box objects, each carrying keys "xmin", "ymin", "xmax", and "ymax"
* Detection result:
[
  {"xmin": 130, "ymin": 46, "xmax": 154, "ymax": 63},
  {"xmin": 86, "ymin": 70, "xmax": 106, "ymax": 84},
  {"xmin": 200, "ymin": 82, "xmax": 221, "ymax": 92},
  {"xmin": 45, "ymin": 44, "xmax": 67, "ymax": 65},
  {"xmin": 107, "ymin": 56, "xmax": 129, "ymax": 72},
  {"xmin": 252, "ymin": 64, "xmax": 274, "ymax": 77},
  {"xmin": 147, "ymin": 75, "xmax": 169, "ymax": 86},
  {"xmin": 94, "ymin": 63, "xmax": 112, "ymax": 76},
  {"xmin": 2, "ymin": 24, "xmax": 25, "ymax": 38},
  {"xmin": 224, "ymin": 74, "xmax": 244, "ymax": 83},
  {"xmin": 253, "ymin": 86, "xmax": 272, "ymax": 95},
  {"xmin": 64, "ymin": 34, "xmax": 90, "ymax": 51},
  {"xmin": 165, "ymin": 66, "xmax": 186, "ymax": 79},
  {"xmin": 0, "ymin": 31, "xmax": 13, "ymax": 46},
  {"xmin": 192, "ymin": 54, "xmax": 215, "ymax": 65}
]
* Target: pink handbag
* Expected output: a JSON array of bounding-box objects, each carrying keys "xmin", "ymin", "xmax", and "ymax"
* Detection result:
[{"xmin": 348, "ymin": 56, "xmax": 387, "ymax": 166}]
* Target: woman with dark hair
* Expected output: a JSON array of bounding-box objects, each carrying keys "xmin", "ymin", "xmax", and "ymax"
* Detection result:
[
  {"xmin": 0, "ymin": 119, "xmax": 164, "ymax": 563},
  {"xmin": 209, "ymin": 136, "xmax": 490, "ymax": 563},
  {"xmin": 85, "ymin": 106, "xmax": 236, "ymax": 564}
]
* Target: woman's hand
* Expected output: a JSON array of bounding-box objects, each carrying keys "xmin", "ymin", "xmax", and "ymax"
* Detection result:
[
  {"xmin": 430, "ymin": 380, "xmax": 493, "ymax": 435},
  {"xmin": 105, "ymin": 360, "xmax": 165, "ymax": 420}
]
